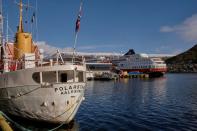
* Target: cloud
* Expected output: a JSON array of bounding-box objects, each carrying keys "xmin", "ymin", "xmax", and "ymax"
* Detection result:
[
  {"xmin": 36, "ymin": 42, "xmax": 121, "ymax": 55},
  {"xmin": 160, "ymin": 14, "xmax": 197, "ymax": 41},
  {"xmin": 35, "ymin": 41, "xmax": 123, "ymax": 56},
  {"xmin": 78, "ymin": 45, "xmax": 100, "ymax": 50},
  {"xmin": 160, "ymin": 26, "xmax": 174, "ymax": 32},
  {"xmin": 78, "ymin": 44, "xmax": 123, "ymax": 51},
  {"xmin": 154, "ymin": 45, "xmax": 182, "ymax": 55},
  {"xmin": 36, "ymin": 41, "xmax": 73, "ymax": 55},
  {"xmin": 155, "ymin": 45, "xmax": 170, "ymax": 53},
  {"xmin": 172, "ymin": 49, "xmax": 183, "ymax": 55}
]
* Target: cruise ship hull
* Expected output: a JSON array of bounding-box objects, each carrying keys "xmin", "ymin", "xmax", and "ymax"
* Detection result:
[{"xmin": 121, "ymin": 68, "xmax": 167, "ymax": 77}]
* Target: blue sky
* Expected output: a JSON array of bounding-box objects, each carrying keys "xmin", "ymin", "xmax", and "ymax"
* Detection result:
[{"xmin": 3, "ymin": 0, "xmax": 197, "ymax": 54}]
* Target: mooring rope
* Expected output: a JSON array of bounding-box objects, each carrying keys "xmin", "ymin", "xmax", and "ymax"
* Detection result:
[
  {"xmin": 0, "ymin": 95, "xmax": 83, "ymax": 131},
  {"xmin": 48, "ymin": 94, "xmax": 84, "ymax": 131},
  {"xmin": 0, "ymin": 111, "xmax": 31, "ymax": 131},
  {"xmin": 48, "ymin": 123, "xmax": 65, "ymax": 131},
  {"xmin": 0, "ymin": 111, "xmax": 71, "ymax": 131}
]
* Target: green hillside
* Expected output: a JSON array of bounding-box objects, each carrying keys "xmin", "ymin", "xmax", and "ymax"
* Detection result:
[{"xmin": 166, "ymin": 44, "xmax": 197, "ymax": 64}]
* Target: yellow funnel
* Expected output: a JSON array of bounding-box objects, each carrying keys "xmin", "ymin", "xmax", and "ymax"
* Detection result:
[{"xmin": 14, "ymin": 32, "xmax": 33, "ymax": 59}]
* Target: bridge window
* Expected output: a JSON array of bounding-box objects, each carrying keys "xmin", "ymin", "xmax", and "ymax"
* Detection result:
[
  {"xmin": 59, "ymin": 70, "xmax": 74, "ymax": 83},
  {"xmin": 76, "ymin": 71, "xmax": 84, "ymax": 82},
  {"xmin": 61, "ymin": 73, "xmax": 67, "ymax": 82},
  {"xmin": 42, "ymin": 71, "xmax": 56, "ymax": 83},
  {"xmin": 32, "ymin": 72, "xmax": 40, "ymax": 83}
]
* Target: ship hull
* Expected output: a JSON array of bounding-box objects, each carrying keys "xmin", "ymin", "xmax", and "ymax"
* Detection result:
[
  {"xmin": 0, "ymin": 83, "xmax": 85, "ymax": 124},
  {"xmin": 0, "ymin": 65, "xmax": 86, "ymax": 124}
]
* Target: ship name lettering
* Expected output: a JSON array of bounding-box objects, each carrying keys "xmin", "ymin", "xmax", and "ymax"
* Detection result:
[{"xmin": 54, "ymin": 85, "xmax": 84, "ymax": 94}]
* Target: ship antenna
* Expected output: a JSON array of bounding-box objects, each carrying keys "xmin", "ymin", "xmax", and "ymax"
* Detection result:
[
  {"xmin": 14, "ymin": 0, "xmax": 33, "ymax": 33},
  {"xmin": 0, "ymin": 0, "xmax": 3, "ymax": 59},
  {"xmin": 35, "ymin": 0, "xmax": 38, "ymax": 43},
  {"xmin": 18, "ymin": 0, "xmax": 23, "ymax": 32},
  {"xmin": 0, "ymin": 0, "xmax": 2, "ymax": 39},
  {"xmin": 6, "ymin": 14, "xmax": 8, "ymax": 44}
]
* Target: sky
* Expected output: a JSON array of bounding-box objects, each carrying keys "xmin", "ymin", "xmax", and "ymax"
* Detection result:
[{"xmin": 2, "ymin": 0, "xmax": 197, "ymax": 54}]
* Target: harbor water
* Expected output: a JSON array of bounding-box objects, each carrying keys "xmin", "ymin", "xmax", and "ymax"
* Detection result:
[{"xmin": 11, "ymin": 73, "xmax": 197, "ymax": 130}]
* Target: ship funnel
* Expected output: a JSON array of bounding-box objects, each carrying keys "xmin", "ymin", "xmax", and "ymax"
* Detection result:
[
  {"xmin": 14, "ymin": 0, "xmax": 33, "ymax": 59},
  {"xmin": 124, "ymin": 49, "xmax": 135, "ymax": 56}
]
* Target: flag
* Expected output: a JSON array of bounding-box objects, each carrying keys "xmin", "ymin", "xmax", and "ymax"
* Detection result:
[
  {"xmin": 31, "ymin": 12, "xmax": 35, "ymax": 23},
  {"xmin": 75, "ymin": 16, "xmax": 81, "ymax": 32},
  {"xmin": 0, "ymin": 12, "xmax": 2, "ymax": 23},
  {"xmin": 75, "ymin": 0, "xmax": 83, "ymax": 32}
]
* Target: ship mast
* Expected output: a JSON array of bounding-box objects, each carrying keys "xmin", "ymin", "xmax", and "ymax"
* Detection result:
[
  {"xmin": 18, "ymin": 0, "xmax": 23, "ymax": 32},
  {"xmin": 0, "ymin": 0, "xmax": 3, "ymax": 59},
  {"xmin": 0, "ymin": 0, "xmax": 2, "ymax": 40}
]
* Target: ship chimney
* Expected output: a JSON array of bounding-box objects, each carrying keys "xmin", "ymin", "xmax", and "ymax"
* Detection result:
[{"xmin": 14, "ymin": 0, "xmax": 33, "ymax": 59}]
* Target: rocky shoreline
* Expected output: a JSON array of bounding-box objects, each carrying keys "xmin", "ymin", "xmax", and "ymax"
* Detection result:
[{"xmin": 167, "ymin": 64, "xmax": 197, "ymax": 73}]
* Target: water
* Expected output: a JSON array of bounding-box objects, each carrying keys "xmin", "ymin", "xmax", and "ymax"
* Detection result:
[
  {"xmin": 12, "ymin": 73, "xmax": 197, "ymax": 130},
  {"xmin": 76, "ymin": 73, "xmax": 197, "ymax": 130}
]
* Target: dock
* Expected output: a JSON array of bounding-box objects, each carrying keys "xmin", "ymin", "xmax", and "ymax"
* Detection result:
[
  {"xmin": 120, "ymin": 71, "xmax": 149, "ymax": 78},
  {"xmin": 0, "ymin": 113, "xmax": 13, "ymax": 131}
]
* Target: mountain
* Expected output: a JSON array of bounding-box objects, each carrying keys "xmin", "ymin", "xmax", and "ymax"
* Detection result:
[
  {"xmin": 166, "ymin": 44, "xmax": 197, "ymax": 64},
  {"xmin": 165, "ymin": 44, "xmax": 197, "ymax": 73}
]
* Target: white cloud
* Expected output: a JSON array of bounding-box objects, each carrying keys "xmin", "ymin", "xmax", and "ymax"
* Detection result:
[
  {"xmin": 160, "ymin": 14, "xmax": 197, "ymax": 41},
  {"xmin": 35, "ymin": 41, "xmax": 174, "ymax": 57},
  {"xmin": 160, "ymin": 26, "xmax": 174, "ymax": 32},
  {"xmin": 172, "ymin": 49, "xmax": 183, "ymax": 55},
  {"xmin": 155, "ymin": 45, "xmax": 171, "ymax": 53},
  {"xmin": 78, "ymin": 45, "xmax": 99, "ymax": 50},
  {"xmin": 36, "ymin": 41, "xmax": 73, "ymax": 55},
  {"xmin": 154, "ymin": 45, "xmax": 182, "ymax": 55},
  {"xmin": 35, "ymin": 41, "xmax": 122, "ymax": 56},
  {"xmin": 78, "ymin": 44, "xmax": 123, "ymax": 50}
]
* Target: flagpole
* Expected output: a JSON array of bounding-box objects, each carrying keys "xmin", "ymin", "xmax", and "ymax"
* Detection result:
[
  {"xmin": 72, "ymin": 32, "xmax": 78, "ymax": 63},
  {"xmin": 72, "ymin": 0, "xmax": 83, "ymax": 64}
]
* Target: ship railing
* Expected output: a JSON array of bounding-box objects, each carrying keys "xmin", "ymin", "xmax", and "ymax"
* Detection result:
[
  {"xmin": 1, "ymin": 58, "xmax": 85, "ymax": 72},
  {"xmin": 36, "ymin": 60, "xmax": 85, "ymax": 67},
  {"xmin": 1, "ymin": 47, "xmax": 86, "ymax": 71}
]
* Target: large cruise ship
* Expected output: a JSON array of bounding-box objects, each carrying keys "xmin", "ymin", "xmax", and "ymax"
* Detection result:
[{"xmin": 115, "ymin": 49, "xmax": 167, "ymax": 77}]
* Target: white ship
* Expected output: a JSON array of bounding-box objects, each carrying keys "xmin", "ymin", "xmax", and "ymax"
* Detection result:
[
  {"xmin": 86, "ymin": 62, "xmax": 117, "ymax": 80},
  {"xmin": 116, "ymin": 49, "xmax": 167, "ymax": 77},
  {"xmin": 0, "ymin": 0, "xmax": 86, "ymax": 124}
]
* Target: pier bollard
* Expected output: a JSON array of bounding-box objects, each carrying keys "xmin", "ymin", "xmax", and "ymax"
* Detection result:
[
  {"xmin": 0, "ymin": 114, "xmax": 13, "ymax": 131},
  {"xmin": 145, "ymin": 74, "xmax": 149, "ymax": 78},
  {"xmin": 123, "ymin": 71, "xmax": 128, "ymax": 78},
  {"xmin": 140, "ymin": 74, "xmax": 145, "ymax": 78},
  {"xmin": 141, "ymin": 74, "xmax": 144, "ymax": 78}
]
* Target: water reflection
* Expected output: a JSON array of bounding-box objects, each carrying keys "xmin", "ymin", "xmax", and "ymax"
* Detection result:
[
  {"xmin": 10, "ymin": 116, "xmax": 79, "ymax": 131},
  {"xmin": 141, "ymin": 77, "xmax": 167, "ymax": 105},
  {"xmin": 77, "ymin": 74, "xmax": 197, "ymax": 130}
]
